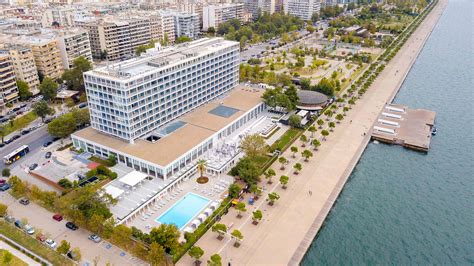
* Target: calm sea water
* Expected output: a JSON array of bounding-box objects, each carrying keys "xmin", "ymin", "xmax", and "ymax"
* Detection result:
[{"xmin": 302, "ymin": 0, "xmax": 474, "ymax": 265}]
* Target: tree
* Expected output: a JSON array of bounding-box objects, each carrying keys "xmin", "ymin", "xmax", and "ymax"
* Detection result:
[
  {"xmin": 252, "ymin": 210, "xmax": 263, "ymax": 225},
  {"xmin": 288, "ymin": 114, "xmax": 302, "ymax": 128},
  {"xmin": 328, "ymin": 121, "xmax": 336, "ymax": 132},
  {"xmin": 33, "ymin": 100, "xmax": 54, "ymax": 122},
  {"xmin": 230, "ymin": 157, "xmax": 259, "ymax": 185},
  {"xmin": 231, "ymin": 229, "xmax": 244, "ymax": 247},
  {"xmin": 47, "ymin": 113, "xmax": 77, "ymax": 138},
  {"xmin": 189, "ymin": 246, "xmax": 204, "ymax": 265},
  {"xmin": 267, "ymin": 192, "xmax": 280, "ymax": 206},
  {"xmin": 228, "ymin": 183, "xmax": 241, "ymax": 199},
  {"xmin": 0, "ymin": 203, "xmax": 8, "ymax": 216},
  {"xmin": 264, "ymin": 168, "xmax": 276, "ymax": 184},
  {"xmin": 293, "ymin": 163, "xmax": 302, "ymax": 174},
  {"xmin": 321, "ymin": 130, "xmax": 329, "ymax": 141},
  {"xmin": 311, "ymin": 139, "xmax": 321, "ymax": 151},
  {"xmin": 149, "ymin": 224, "xmax": 180, "ymax": 254},
  {"xmin": 175, "ymin": 36, "xmax": 192, "ymax": 44},
  {"xmin": 71, "ymin": 108, "xmax": 90, "ymax": 126},
  {"xmin": 300, "ymin": 78, "xmax": 311, "ymax": 90},
  {"xmin": 2, "ymin": 168, "xmax": 10, "ymax": 177},
  {"xmin": 8, "ymin": 176, "xmax": 28, "ymax": 197},
  {"xmin": 111, "ymin": 224, "xmax": 133, "ymax": 248},
  {"xmin": 302, "ymin": 150, "xmax": 313, "ymax": 162},
  {"xmin": 336, "ymin": 113, "xmax": 344, "ymax": 123},
  {"xmin": 2, "ymin": 250, "xmax": 13, "ymax": 264},
  {"xmin": 39, "ymin": 77, "xmax": 58, "ymax": 101},
  {"xmin": 249, "ymin": 184, "xmax": 263, "ymax": 199},
  {"xmin": 208, "ymin": 254, "xmax": 222, "ymax": 266},
  {"xmin": 58, "ymin": 178, "xmax": 73, "ymax": 189},
  {"xmin": 107, "ymin": 154, "xmax": 117, "ymax": 166},
  {"xmin": 0, "ymin": 125, "xmax": 7, "ymax": 143},
  {"xmin": 311, "ymin": 12, "xmax": 320, "ymax": 23},
  {"xmin": 240, "ymin": 134, "xmax": 268, "ymax": 159},
  {"xmin": 57, "ymin": 240, "xmax": 71, "ymax": 254},
  {"xmin": 307, "ymin": 25, "xmax": 315, "ymax": 34},
  {"xmin": 212, "ymin": 223, "xmax": 227, "ymax": 240},
  {"xmin": 197, "ymin": 159, "xmax": 207, "ymax": 178},
  {"xmin": 300, "ymin": 135, "xmax": 308, "ymax": 147},
  {"xmin": 308, "ymin": 125, "xmax": 317, "ymax": 138},
  {"xmin": 343, "ymin": 106, "xmax": 349, "ymax": 115},
  {"xmin": 148, "ymin": 242, "xmax": 166, "ymax": 266},
  {"xmin": 234, "ymin": 202, "xmax": 247, "ymax": 219},
  {"xmin": 207, "ymin": 27, "xmax": 216, "ymax": 36},
  {"xmin": 61, "ymin": 56, "xmax": 93, "ymax": 91},
  {"xmin": 278, "ymin": 157, "xmax": 288, "ymax": 170},
  {"xmin": 17, "ymin": 80, "xmax": 32, "ymax": 101},
  {"xmin": 280, "ymin": 175, "xmax": 289, "ymax": 189},
  {"xmin": 317, "ymin": 119, "xmax": 324, "ymax": 129},
  {"xmin": 290, "ymin": 146, "xmax": 298, "ymax": 158}
]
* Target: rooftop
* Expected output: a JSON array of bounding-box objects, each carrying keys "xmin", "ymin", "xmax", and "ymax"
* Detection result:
[
  {"xmin": 297, "ymin": 90, "xmax": 329, "ymax": 105},
  {"xmin": 88, "ymin": 38, "xmax": 238, "ymax": 81},
  {"xmin": 73, "ymin": 86, "xmax": 263, "ymax": 167}
]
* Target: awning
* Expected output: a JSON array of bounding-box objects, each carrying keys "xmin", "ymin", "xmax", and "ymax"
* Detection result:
[
  {"xmin": 204, "ymin": 208, "xmax": 213, "ymax": 216},
  {"xmin": 104, "ymin": 186, "xmax": 125, "ymax": 199},
  {"xmin": 198, "ymin": 213, "xmax": 207, "ymax": 221},
  {"xmin": 210, "ymin": 201, "xmax": 219, "ymax": 210},
  {"xmin": 191, "ymin": 219, "xmax": 201, "ymax": 227},
  {"xmin": 119, "ymin": 171, "xmax": 148, "ymax": 187},
  {"xmin": 297, "ymin": 110, "xmax": 309, "ymax": 117}
]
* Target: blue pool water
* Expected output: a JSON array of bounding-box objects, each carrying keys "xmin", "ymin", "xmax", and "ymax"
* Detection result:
[{"xmin": 156, "ymin": 193, "xmax": 210, "ymax": 229}]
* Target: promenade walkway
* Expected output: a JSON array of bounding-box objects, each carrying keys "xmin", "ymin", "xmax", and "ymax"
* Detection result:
[
  {"xmin": 178, "ymin": 0, "xmax": 447, "ymax": 264},
  {"xmin": 0, "ymin": 240, "xmax": 42, "ymax": 266}
]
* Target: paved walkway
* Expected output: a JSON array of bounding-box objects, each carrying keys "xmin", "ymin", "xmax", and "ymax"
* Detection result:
[
  {"xmin": 178, "ymin": 1, "xmax": 447, "ymax": 265},
  {"xmin": 0, "ymin": 240, "xmax": 41, "ymax": 266}
]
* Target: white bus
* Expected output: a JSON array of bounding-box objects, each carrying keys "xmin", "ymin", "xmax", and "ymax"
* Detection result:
[{"xmin": 3, "ymin": 145, "xmax": 30, "ymax": 164}]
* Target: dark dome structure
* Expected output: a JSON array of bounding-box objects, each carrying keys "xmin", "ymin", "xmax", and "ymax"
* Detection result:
[{"xmin": 297, "ymin": 90, "xmax": 329, "ymax": 111}]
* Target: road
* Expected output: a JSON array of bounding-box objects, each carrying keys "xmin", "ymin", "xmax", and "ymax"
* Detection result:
[{"xmin": 0, "ymin": 192, "xmax": 143, "ymax": 266}]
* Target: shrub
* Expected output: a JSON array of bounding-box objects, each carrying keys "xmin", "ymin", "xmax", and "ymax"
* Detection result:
[{"xmin": 2, "ymin": 168, "xmax": 10, "ymax": 177}]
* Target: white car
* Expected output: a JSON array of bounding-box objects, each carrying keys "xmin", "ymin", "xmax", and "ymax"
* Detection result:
[
  {"xmin": 45, "ymin": 239, "xmax": 57, "ymax": 249},
  {"xmin": 24, "ymin": 224, "xmax": 35, "ymax": 235}
]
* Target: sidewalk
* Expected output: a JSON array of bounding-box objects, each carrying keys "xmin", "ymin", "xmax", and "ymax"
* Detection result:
[{"xmin": 0, "ymin": 239, "xmax": 42, "ymax": 266}]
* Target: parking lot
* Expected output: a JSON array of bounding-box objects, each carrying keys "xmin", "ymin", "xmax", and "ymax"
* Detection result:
[{"xmin": 0, "ymin": 191, "xmax": 145, "ymax": 265}]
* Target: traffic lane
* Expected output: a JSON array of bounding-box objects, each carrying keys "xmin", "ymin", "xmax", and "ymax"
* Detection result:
[
  {"xmin": 0, "ymin": 192, "xmax": 134, "ymax": 265},
  {"xmin": 0, "ymin": 126, "xmax": 51, "ymax": 169}
]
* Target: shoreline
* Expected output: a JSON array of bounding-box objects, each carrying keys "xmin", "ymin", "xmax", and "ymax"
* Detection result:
[
  {"xmin": 290, "ymin": 1, "xmax": 447, "ymax": 263},
  {"xmin": 178, "ymin": 1, "xmax": 448, "ymax": 264}
]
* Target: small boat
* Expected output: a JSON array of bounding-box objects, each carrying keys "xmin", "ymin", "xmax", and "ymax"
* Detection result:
[{"xmin": 431, "ymin": 126, "xmax": 437, "ymax": 135}]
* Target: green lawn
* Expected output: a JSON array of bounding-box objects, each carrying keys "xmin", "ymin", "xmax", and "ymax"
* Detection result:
[
  {"xmin": 2, "ymin": 112, "xmax": 38, "ymax": 137},
  {"xmin": 270, "ymin": 128, "xmax": 303, "ymax": 152},
  {"xmin": 0, "ymin": 249, "xmax": 28, "ymax": 266},
  {"xmin": 0, "ymin": 221, "xmax": 73, "ymax": 266}
]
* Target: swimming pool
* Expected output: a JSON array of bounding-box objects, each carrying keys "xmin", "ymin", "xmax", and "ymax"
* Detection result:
[{"xmin": 156, "ymin": 193, "xmax": 210, "ymax": 230}]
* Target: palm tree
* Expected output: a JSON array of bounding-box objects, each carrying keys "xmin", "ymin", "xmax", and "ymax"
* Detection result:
[{"xmin": 196, "ymin": 159, "xmax": 207, "ymax": 178}]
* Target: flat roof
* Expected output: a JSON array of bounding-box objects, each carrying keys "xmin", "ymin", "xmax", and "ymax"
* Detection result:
[{"xmin": 73, "ymin": 86, "xmax": 263, "ymax": 167}]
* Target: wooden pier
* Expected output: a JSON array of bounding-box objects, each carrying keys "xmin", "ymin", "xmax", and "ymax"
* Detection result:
[{"xmin": 371, "ymin": 104, "xmax": 436, "ymax": 152}]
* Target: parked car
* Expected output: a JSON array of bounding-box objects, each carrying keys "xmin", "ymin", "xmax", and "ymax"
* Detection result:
[
  {"xmin": 0, "ymin": 179, "xmax": 6, "ymax": 185},
  {"xmin": 0, "ymin": 143, "xmax": 4, "ymax": 148},
  {"xmin": 21, "ymin": 129, "xmax": 30, "ymax": 135},
  {"xmin": 45, "ymin": 152, "xmax": 52, "ymax": 159},
  {"xmin": 52, "ymin": 214, "xmax": 63, "ymax": 221},
  {"xmin": 36, "ymin": 233, "xmax": 46, "ymax": 242},
  {"xmin": 5, "ymin": 215, "xmax": 15, "ymax": 223},
  {"xmin": 11, "ymin": 135, "xmax": 21, "ymax": 141},
  {"xmin": 88, "ymin": 234, "xmax": 101, "ymax": 243},
  {"xmin": 24, "ymin": 224, "xmax": 35, "ymax": 235},
  {"xmin": 0, "ymin": 183, "xmax": 11, "ymax": 191},
  {"xmin": 4, "ymin": 139, "xmax": 12, "ymax": 144},
  {"xmin": 78, "ymin": 103, "xmax": 87, "ymax": 109},
  {"xmin": 0, "ymin": 118, "xmax": 7, "ymax": 123},
  {"xmin": 14, "ymin": 220, "xmax": 23, "ymax": 229},
  {"xmin": 44, "ymin": 118, "xmax": 53, "ymax": 124},
  {"xmin": 65, "ymin": 222, "xmax": 78, "ymax": 231},
  {"xmin": 45, "ymin": 239, "xmax": 57, "ymax": 249},
  {"xmin": 29, "ymin": 164, "xmax": 38, "ymax": 171},
  {"xmin": 19, "ymin": 104, "xmax": 27, "ymax": 109},
  {"xmin": 43, "ymin": 141, "xmax": 52, "ymax": 147},
  {"xmin": 19, "ymin": 198, "xmax": 30, "ymax": 205}
]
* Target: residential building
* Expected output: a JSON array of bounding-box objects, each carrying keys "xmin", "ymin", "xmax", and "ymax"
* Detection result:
[
  {"xmin": 3, "ymin": 44, "xmax": 39, "ymax": 93},
  {"xmin": 76, "ymin": 17, "xmax": 151, "ymax": 61},
  {"xmin": 0, "ymin": 51, "xmax": 19, "ymax": 108},
  {"xmin": 53, "ymin": 28, "xmax": 93, "ymax": 69},
  {"xmin": 41, "ymin": 7, "xmax": 76, "ymax": 27},
  {"xmin": 18, "ymin": 37, "xmax": 64, "ymax": 80},
  {"xmin": 164, "ymin": 10, "xmax": 200, "ymax": 39},
  {"xmin": 178, "ymin": 2, "xmax": 204, "ymax": 29},
  {"xmin": 203, "ymin": 3, "xmax": 244, "ymax": 31},
  {"xmin": 284, "ymin": 0, "xmax": 320, "ymax": 21},
  {"xmin": 244, "ymin": 0, "xmax": 276, "ymax": 19}
]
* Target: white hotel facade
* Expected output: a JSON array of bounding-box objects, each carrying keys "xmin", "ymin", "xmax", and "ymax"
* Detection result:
[{"xmin": 72, "ymin": 38, "xmax": 266, "ymax": 180}]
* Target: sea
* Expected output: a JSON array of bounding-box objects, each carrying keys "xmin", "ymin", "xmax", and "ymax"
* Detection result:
[{"xmin": 302, "ymin": 0, "xmax": 474, "ymax": 265}]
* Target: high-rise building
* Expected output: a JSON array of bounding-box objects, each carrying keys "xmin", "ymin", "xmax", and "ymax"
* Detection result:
[
  {"xmin": 53, "ymin": 28, "xmax": 93, "ymax": 69},
  {"xmin": 284, "ymin": 0, "xmax": 320, "ymax": 21},
  {"xmin": 162, "ymin": 10, "xmax": 200, "ymax": 39},
  {"xmin": 41, "ymin": 7, "xmax": 76, "ymax": 28},
  {"xmin": 0, "ymin": 51, "xmax": 19, "ymax": 108},
  {"xmin": 3, "ymin": 44, "xmax": 40, "ymax": 93},
  {"xmin": 203, "ymin": 3, "xmax": 244, "ymax": 31},
  {"xmin": 148, "ymin": 13, "xmax": 176, "ymax": 44},
  {"xmin": 18, "ymin": 37, "xmax": 64, "ymax": 80},
  {"xmin": 178, "ymin": 3, "xmax": 204, "ymax": 29},
  {"xmin": 244, "ymin": 0, "xmax": 276, "ymax": 19},
  {"xmin": 82, "ymin": 38, "xmax": 239, "ymax": 143}
]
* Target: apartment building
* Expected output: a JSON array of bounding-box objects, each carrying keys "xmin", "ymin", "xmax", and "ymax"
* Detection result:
[
  {"xmin": 0, "ymin": 51, "xmax": 19, "ymax": 108},
  {"xmin": 244, "ymin": 0, "xmax": 276, "ymax": 19},
  {"xmin": 77, "ymin": 17, "xmax": 151, "ymax": 61},
  {"xmin": 3, "ymin": 44, "xmax": 39, "ymax": 93},
  {"xmin": 17, "ymin": 37, "xmax": 64, "ymax": 80},
  {"xmin": 169, "ymin": 11, "xmax": 200, "ymax": 39},
  {"xmin": 148, "ymin": 13, "xmax": 176, "ymax": 44},
  {"xmin": 283, "ymin": 0, "xmax": 321, "ymax": 21},
  {"xmin": 53, "ymin": 28, "xmax": 93, "ymax": 69},
  {"xmin": 41, "ymin": 7, "xmax": 76, "ymax": 27},
  {"xmin": 178, "ymin": 2, "xmax": 204, "ymax": 29},
  {"xmin": 203, "ymin": 3, "xmax": 244, "ymax": 31},
  {"xmin": 81, "ymin": 38, "xmax": 239, "ymax": 143}
]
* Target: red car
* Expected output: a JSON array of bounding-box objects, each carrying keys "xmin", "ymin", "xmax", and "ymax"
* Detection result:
[
  {"xmin": 36, "ymin": 233, "xmax": 46, "ymax": 242},
  {"xmin": 52, "ymin": 214, "xmax": 63, "ymax": 221},
  {"xmin": 0, "ymin": 179, "xmax": 6, "ymax": 185}
]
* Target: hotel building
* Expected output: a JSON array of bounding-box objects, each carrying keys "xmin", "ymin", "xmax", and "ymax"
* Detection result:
[
  {"xmin": 283, "ymin": 0, "xmax": 321, "ymax": 21},
  {"xmin": 72, "ymin": 38, "xmax": 267, "ymax": 179}
]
